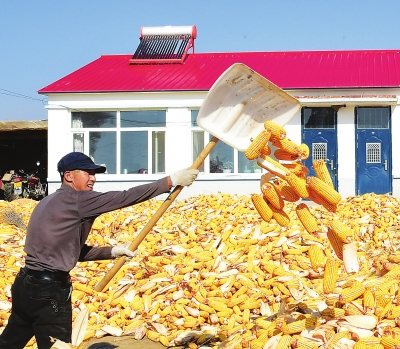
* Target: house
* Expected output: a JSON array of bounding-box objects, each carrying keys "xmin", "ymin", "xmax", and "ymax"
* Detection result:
[{"xmin": 38, "ymin": 25, "xmax": 400, "ymax": 200}]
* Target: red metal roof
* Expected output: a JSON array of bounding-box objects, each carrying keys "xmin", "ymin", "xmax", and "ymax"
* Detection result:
[{"xmin": 38, "ymin": 50, "xmax": 400, "ymax": 94}]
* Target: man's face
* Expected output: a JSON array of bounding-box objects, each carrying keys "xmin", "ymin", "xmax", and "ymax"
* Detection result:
[{"xmin": 64, "ymin": 169, "xmax": 96, "ymax": 191}]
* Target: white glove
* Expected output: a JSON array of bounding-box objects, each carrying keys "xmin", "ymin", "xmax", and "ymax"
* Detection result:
[
  {"xmin": 111, "ymin": 243, "xmax": 136, "ymax": 258},
  {"xmin": 170, "ymin": 168, "xmax": 199, "ymax": 187}
]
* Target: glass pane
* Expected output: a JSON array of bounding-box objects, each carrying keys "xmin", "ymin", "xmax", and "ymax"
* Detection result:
[
  {"xmin": 209, "ymin": 135, "xmax": 234, "ymax": 173},
  {"xmin": 73, "ymin": 133, "xmax": 84, "ymax": 152},
  {"xmin": 152, "ymin": 131, "xmax": 165, "ymax": 174},
  {"xmin": 121, "ymin": 110, "xmax": 166, "ymax": 127},
  {"xmin": 357, "ymin": 107, "xmax": 389, "ymax": 129},
  {"xmin": 238, "ymin": 152, "xmax": 258, "ymax": 173},
  {"xmin": 121, "ymin": 131, "xmax": 148, "ymax": 174},
  {"xmin": 303, "ymin": 107, "xmax": 335, "ymax": 129},
  {"xmin": 191, "ymin": 110, "xmax": 199, "ymax": 126},
  {"xmin": 89, "ymin": 131, "xmax": 116, "ymax": 174},
  {"xmin": 193, "ymin": 131, "xmax": 204, "ymax": 172},
  {"xmin": 72, "ymin": 112, "xmax": 116, "ymax": 128}
]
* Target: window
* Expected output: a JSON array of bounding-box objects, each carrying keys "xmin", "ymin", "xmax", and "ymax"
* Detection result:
[
  {"xmin": 71, "ymin": 110, "xmax": 166, "ymax": 174},
  {"xmin": 303, "ymin": 107, "xmax": 336, "ymax": 129},
  {"xmin": 191, "ymin": 110, "xmax": 259, "ymax": 173},
  {"xmin": 356, "ymin": 107, "xmax": 390, "ymax": 129}
]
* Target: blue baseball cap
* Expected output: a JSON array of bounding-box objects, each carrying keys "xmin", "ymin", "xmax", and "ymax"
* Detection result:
[{"xmin": 57, "ymin": 152, "xmax": 106, "ymax": 175}]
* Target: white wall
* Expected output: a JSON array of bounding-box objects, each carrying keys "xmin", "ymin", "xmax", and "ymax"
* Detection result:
[{"xmin": 336, "ymin": 105, "xmax": 356, "ymax": 198}]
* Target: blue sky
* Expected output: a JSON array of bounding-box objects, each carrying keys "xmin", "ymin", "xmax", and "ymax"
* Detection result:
[{"xmin": 1, "ymin": 0, "xmax": 400, "ymax": 121}]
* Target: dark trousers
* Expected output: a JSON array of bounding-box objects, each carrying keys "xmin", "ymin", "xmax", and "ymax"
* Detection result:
[{"xmin": 0, "ymin": 268, "xmax": 72, "ymax": 349}]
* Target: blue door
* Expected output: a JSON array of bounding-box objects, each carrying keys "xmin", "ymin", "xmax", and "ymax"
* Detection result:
[
  {"xmin": 356, "ymin": 107, "xmax": 392, "ymax": 195},
  {"xmin": 302, "ymin": 107, "xmax": 338, "ymax": 189}
]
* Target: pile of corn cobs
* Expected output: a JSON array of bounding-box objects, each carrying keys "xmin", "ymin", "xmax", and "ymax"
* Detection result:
[{"xmin": 1, "ymin": 191, "xmax": 400, "ymax": 349}]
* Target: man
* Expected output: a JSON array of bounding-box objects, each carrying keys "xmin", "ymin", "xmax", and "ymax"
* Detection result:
[{"xmin": 0, "ymin": 152, "xmax": 198, "ymax": 349}]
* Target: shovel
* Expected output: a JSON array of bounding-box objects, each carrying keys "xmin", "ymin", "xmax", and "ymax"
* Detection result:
[{"xmin": 94, "ymin": 63, "xmax": 301, "ymax": 292}]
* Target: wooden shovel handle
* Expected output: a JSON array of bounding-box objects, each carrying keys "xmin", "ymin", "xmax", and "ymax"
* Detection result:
[{"xmin": 94, "ymin": 136, "xmax": 220, "ymax": 292}]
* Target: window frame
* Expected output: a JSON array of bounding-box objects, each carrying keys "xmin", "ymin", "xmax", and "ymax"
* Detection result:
[{"xmin": 70, "ymin": 109, "xmax": 167, "ymax": 175}]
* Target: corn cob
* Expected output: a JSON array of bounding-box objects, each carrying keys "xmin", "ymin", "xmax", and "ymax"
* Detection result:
[
  {"xmin": 381, "ymin": 336, "xmax": 400, "ymax": 349},
  {"xmin": 281, "ymin": 161, "xmax": 304, "ymax": 176},
  {"xmin": 260, "ymin": 143, "xmax": 272, "ymax": 156},
  {"xmin": 274, "ymin": 149, "xmax": 299, "ymax": 161},
  {"xmin": 269, "ymin": 204, "xmax": 290, "ymax": 227},
  {"xmin": 339, "ymin": 281, "xmax": 366, "ymax": 303},
  {"xmin": 282, "ymin": 317, "xmax": 317, "ymax": 335},
  {"xmin": 354, "ymin": 342, "xmax": 367, "ymax": 349},
  {"xmin": 278, "ymin": 184, "xmax": 300, "ymax": 202},
  {"xmin": 251, "ymin": 193, "xmax": 273, "ymax": 222},
  {"xmin": 313, "ymin": 159, "xmax": 334, "ymax": 188},
  {"xmin": 326, "ymin": 330, "xmax": 351, "ymax": 349},
  {"xmin": 358, "ymin": 336, "xmax": 382, "ymax": 346},
  {"xmin": 245, "ymin": 129, "xmax": 272, "ymax": 160},
  {"xmin": 307, "ymin": 186, "xmax": 338, "ymax": 212},
  {"xmin": 276, "ymin": 334, "xmax": 292, "ymax": 349},
  {"xmin": 257, "ymin": 154, "xmax": 290, "ymax": 178},
  {"xmin": 363, "ymin": 289, "xmax": 375, "ymax": 313},
  {"xmin": 329, "ymin": 219, "xmax": 353, "ymax": 243},
  {"xmin": 291, "ymin": 337, "xmax": 319, "ymax": 349},
  {"xmin": 270, "ymin": 137, "xmax": 300, "ymax": 155},
  {"xmin": 298, "ymin": 143, "xmax": 310, "ymax": 160},
  {"xmin": 284, "ymin": 172, "xmax": 309, "ymax": 198},
  {"xmin": 320, "ymin": 306, "xmax": 345, "ymax": 318},
  {"xmin": 308, "ymin": 245, "xmax": 326, "ymax": 270},
  {"xmin": 307, "ymin": 176, "xmax": 341, "ymax": 205},
  {"xmin": 261, "ymin": 183, "xmax": 284, "ymax": 209},
  {"xmin": 323, "ymin": 258, "xmax": 340, "ymax": 293},
  {"xmin": 295, "ymin": 203, "xmax": 319, "ymax": 234},
  {"xmin": 264, "ymin": 120, "xmax": 286, "ymax": 139}
]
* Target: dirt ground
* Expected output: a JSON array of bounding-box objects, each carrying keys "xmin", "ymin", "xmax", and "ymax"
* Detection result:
[{"xmin": 81, "ymin": 336, "xmax": 181, "ymax": 349}]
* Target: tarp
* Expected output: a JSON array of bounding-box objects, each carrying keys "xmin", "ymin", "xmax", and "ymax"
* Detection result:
[{"xmin": 0, "ymin": 120, "xmax": 47, "ymax": 131}]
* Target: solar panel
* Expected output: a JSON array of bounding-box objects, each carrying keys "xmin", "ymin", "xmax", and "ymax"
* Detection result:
[{"xmin": 130, "ymin": 26, "xmax": 196, "ymax": 64}]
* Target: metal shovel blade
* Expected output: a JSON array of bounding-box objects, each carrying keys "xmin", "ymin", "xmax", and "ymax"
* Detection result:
[{"xmin": 197, "ymin": 63, "xmax": 301, "ymax": 152}]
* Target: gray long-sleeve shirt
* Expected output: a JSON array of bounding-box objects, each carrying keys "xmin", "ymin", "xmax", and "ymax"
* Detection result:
[{"xmin": 24, "ymin": 178, "xmax": 171, "ymax": 272}]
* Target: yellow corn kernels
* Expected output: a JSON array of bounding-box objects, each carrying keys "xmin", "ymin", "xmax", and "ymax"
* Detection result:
[
  {"xmin": 323, "ymin": 258, "xmax": 340, "ymax": 294},
  {"xmin": 245, "ymin": 129, "xmax": 271, "ymax": 160},
  {"xmin": 295, "ymin": 203, "xmax": 319, "ymax": 234},
  {"xmin": 251, "ymin": 193, "xmax": 273, "ymax": 222},
  {"xmin": 307, "ymin": 176, "xmax": 341, "ymax": 205},
  {"xmin": 313, "ymin": 159, "xmax": 334, "ymax": 188},
  {"xmin": 261, "ymin": 183, "xmax": 284, "ymax": 209},
  {"xmin": 264, "ymin": 120, "xmax": 286, "ymax": 139},
  {"xmin": 329, "ymin": 219, "xmax": 353, "ymax": 243}
]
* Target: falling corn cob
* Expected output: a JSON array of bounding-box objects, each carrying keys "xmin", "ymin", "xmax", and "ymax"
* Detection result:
[
  {"xmin": 307, "ymin": 176, "xmax": 341, "ymax": 205},
  {"xmin": 274, "ymin": 149, "xmax": 299, "ymax": 161},
  {"xmin": 307, "ymin": 186, "xmax": 337, "ymax": 212},
  {"xmin": 260, "ymin": 143, "xmax": 272, "ymax": 156},
  {"xmin": 313, "ymin": 159, "xmax": 334, "ymax": 188},
  {"xmin": 245, "ymin": 129, "xmax": 272, "ymax": 160},
  {"xmin": 323, "ymin": 258, "xmax": 341, "ymax": 293},
  {"xmin": 257, "ymin": 154, "xmax": 290, "ymax": 178},
  {"xmin": 298, "ymin": 143, "xmax": 310, "ymax": 160},
  {"xmin": 326, "ymin": 228, "xmax": 344, "ymax": 260},
  {"xmin": 269, "ymin": 203, "xmax": 290, "ymax": 227},
  {"xmin": 329, "ymin": 219, "xmax": 353, "ymax": 243},
  {"xmin": 279, "ymin": 185, "xmax": 301, "ymax": 202},
  {"xmin": 264, "ymin": 120, "xmax": 286, "ymax": 139},
  {"xmin": 284, "ymin": 172, "xmax": 309, "ymax": 198},
  {"xmin": 295, "ymin": 203, "xmax": 319, "ymax": 234},
  {"xmin": 282, "ymin": 161, "xmax": 305, "ymax": 176},
  {"xmin": 261, "ymin": 183, "xmax": 284, "ymax": 210},
  {"xmin": 270, "ymin": 137, "xmax": 301, "ymax": 157},
  {"xmin": 251, "ymin": 193, "xmax": 273, "ymax": 222}
]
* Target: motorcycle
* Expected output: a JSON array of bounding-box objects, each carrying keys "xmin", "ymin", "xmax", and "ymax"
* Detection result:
[{"xmin": 0, "ymin": 162, "xmax": 47, "ymax": 202}]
